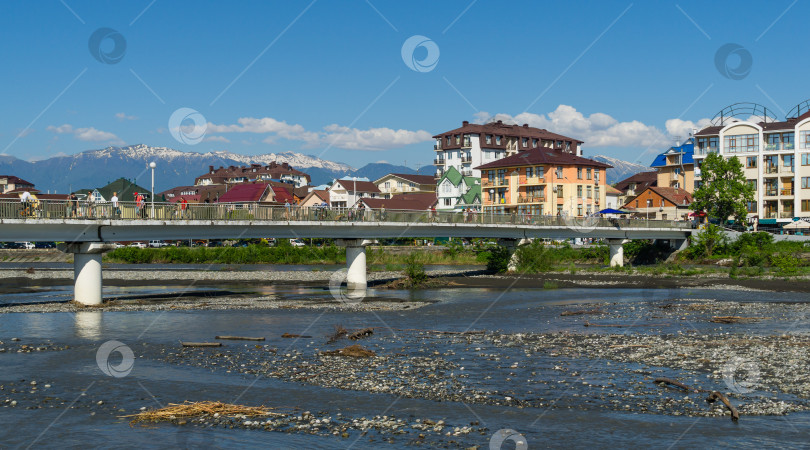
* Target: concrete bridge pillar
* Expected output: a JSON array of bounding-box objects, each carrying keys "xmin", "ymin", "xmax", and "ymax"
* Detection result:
[
  {"xmin": 498, "ymin": 238, "xmax": 530, "ymax": 272},
  {"xmin": 58, "ymin": 243, "xmax": 116, "ymax": 306},
  {"xmin": 336, "ymin": 239, "xmax": 376, "ymax": 290},
  {"xmin": 606, "ymin": 239, "xmax": 629, "ymax": 267}
]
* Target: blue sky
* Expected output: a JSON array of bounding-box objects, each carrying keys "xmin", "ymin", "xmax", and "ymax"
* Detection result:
[{"xmin": 0, "ymin": 0, "xmax": 806, "ymax": 169}]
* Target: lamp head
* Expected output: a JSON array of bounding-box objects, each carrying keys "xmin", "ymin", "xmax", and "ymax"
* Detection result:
[{"xmin": 149, "ymin": 162, "xmax": 157, "ymax": 169}]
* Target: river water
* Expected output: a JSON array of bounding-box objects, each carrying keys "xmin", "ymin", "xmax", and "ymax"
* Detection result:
[{"xmin": 1, "ymin": 267, "xmax": 809, "ymax": 449}]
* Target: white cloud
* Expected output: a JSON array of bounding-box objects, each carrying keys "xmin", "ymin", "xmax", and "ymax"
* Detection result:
[
  {"xmin": 208, "ymin": 117, "xmax": 432, "ymax": 151},
  {"xmin": 47, "ymin": 124, "xmax": 125, "ymax": 145},
  {"xmin": 115, "ymin": 112, "xmax": 138, "ymax": 121},
  {"xmin": 203, "ymin": 135, "xmax": 230, "ymax": 143},
  {"xmin": 475, "ymin": 105, "xmax": 711, "ymax": 149}
]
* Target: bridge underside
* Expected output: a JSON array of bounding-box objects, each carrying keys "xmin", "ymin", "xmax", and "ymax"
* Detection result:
[
  {"xmin": 0, "ymin": 219, "xmax": 692, "ymax": 242},
  {"xmin": 0, "ymin": 219, "xmax": 692, "ymax": 305}
]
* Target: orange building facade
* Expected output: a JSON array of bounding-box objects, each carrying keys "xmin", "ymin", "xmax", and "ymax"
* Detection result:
[{"xmin": 476, "ymin": 148, "xmax": 611, "ymax": 216}]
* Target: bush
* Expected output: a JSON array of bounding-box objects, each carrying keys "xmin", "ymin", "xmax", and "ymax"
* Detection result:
[
  {"xmin": 404, "ymin": 253, "xmax": 427, "ymax": 284},
  {"xmin": 770, "ymin": 252, "xmax": 800, "ymax": 276},
  {"xmin": 486, "ymin": 246, "xmax": 511, "ymax": 273},
  {"xmin": 515, "ymin": 241, "xmax": 555, "ymax": 273}
]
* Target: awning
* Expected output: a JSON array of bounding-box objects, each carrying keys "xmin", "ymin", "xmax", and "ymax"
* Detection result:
[
  {"xmin": 758, "ymin": 219, "xmax": 777, "ymax": 225},
  {"xmin": 598, "ymin": 208, "xmax": 628, "ymax": 214}
]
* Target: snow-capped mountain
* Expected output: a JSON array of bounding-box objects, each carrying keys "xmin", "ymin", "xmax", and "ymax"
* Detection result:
[
  {"xmin": 1, "ymin": 145, "xmax": 357, "ymax": 193},
  {"xmin": 591, "ymin": 155, "xmax": 655, "ymax": 185}
]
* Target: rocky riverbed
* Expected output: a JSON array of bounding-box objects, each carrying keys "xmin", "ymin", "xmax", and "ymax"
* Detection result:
[{"xmin": 143, "ymin": 298, "xmax": 810, "ymax": 421}]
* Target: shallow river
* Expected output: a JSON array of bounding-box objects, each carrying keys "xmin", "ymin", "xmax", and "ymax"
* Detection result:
[{"xmin": 1, "ymin": 268, "xmax": 809, "ymax": 449}]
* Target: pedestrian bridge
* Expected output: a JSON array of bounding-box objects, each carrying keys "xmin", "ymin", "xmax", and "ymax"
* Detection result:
[{"xmin": 1, "ymin": 200, "xmax": 693, "ymax": 305}]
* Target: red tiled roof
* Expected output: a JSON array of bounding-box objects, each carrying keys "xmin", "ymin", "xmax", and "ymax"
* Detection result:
[
  {"xmin": 0, "ymin": 175, "xmax": 34, "ymax": 186},
  {"xmin": 333, "ymin": 179, "xmax": 381, "ymax": 194},
  {"xmin": 434, "ymin": 120, "xmax": 584, "ymax": 144},
  {"xmin": 271, "ymin": 186, "xmax": 294, "ymax": 203},
  {"xmin": 216, "ymin": 183, "xmax": 270, "ymax": 203},
  {"xmin": 475, "ymin": 148, "xmax": 611, "ymax": 170},
  {"xmin": 649, "ymin": 186, "xmax": 693, "ymax": 205},
  {"xmin": 614, "ymin": 171, "xmax": 657, "ymax": 193}
]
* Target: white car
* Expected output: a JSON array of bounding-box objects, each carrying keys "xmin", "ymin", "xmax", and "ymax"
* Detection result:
[
  {"xmin": 149, "ymin": 240, "xmax": 168, "ymax": 248},
  {"xmin": 20, "ymin": 242, "xmax": 34, "ymax": 250},
  {"xmin": 289, "ymin": 238, "xmax": 306, "ymax": 247},
  {"xmin": 113, "ymin": 243, "xmax": 125, "ymax": 249},
  {"xmin": 128, "ymin": 242, "xmax": 147, "ymax": 248}
]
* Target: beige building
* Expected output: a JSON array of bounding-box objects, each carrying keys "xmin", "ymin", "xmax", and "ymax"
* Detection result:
[
  {"xmin": 651, "ymin": 138, "xmax": 695, "ymax": 191},
  {"xmin": 374, "ymin": 173, "xmax": 436, "ymax": 198},
  {"xmin": 694, "ymin": 101, "xmax": 810, "ymax": 225}
]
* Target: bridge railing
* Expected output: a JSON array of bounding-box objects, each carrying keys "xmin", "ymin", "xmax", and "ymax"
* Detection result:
[{"xmin": 0, "ymin": 200, "xmax": 692, "ymax": 229}]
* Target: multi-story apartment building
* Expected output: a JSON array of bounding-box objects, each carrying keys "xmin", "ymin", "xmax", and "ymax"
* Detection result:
[
  {"xmin": 374, "ymin": 173, "xmax": 436, "ymax": 198},
  {"xmin": 436, "ymin": 166, "xmax": 481, "ymax": 211},
  {"xmin": 650, "ymin": 138, "xmax": 695, "ymax": 191},
  {"xmin": 432, "ymin": 120, "xmax": 583, "ymax": 179},
  {"xmin": 195, "ymin": 162, "xmax": 311, "ymax": 188},
  {"xmin": 475, "ymin": 148, "xmax": 610, "ymax": 216},
  {"xmin": 327, "ymin": 178, "xmax": 381, "ymax": 208},
  {"xmin": 693, "ymin": 101, "xmax": 810, "ymax": 224}
]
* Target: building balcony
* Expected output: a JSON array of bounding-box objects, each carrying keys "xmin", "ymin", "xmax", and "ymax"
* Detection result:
[
  {"xmin": 461, "ymin": 139, "xmax": 472, "ymax": 149},
  {"xmin": 520, "ymin": 176, "xmax": 545, "ymax": 185},
  {"xmin": 433, "ymin": 158, "xmax": 445, "ymax": 166},
  {"xmin": 482, "ymin": 179, "xmax": 507, "ymax": 187},
  {"xmin": 434, "ymin": 143, "xmax": 442, "ymax": 151},
  {"xmin": 461, "ymin": 169, "xmax": 473, "ymax": 177},
  {"xmin": 780, "ymin": 166, "xmax": 794, "ymax": 174},
  {"xmin": 764, "ymin": 166, "xmax": 779, "ymax": 174},
  {"xmin": 764, "ymin": 189, "xmax": 778, "ymax": 197},
  {"xmin": 764, "ymin": 211, "xmax": 777, "ymax": 219},
  {"xmin": 460, "ymin": 155, "xmax": 472, "ymax": 163},
  {"xmin": 695, "ymin": 147, "xmax": 718, "ymax": 156},
  {"xmin": 518, "ymin": 196, "xmax": 546, "ymax": 203},
  {"xmin": 780, "ymin": 211, "xmax": 795, "ymax": 218},
  {"xmin": 781, "ymin": 189, "xmax": 794, "ymax": 196}
]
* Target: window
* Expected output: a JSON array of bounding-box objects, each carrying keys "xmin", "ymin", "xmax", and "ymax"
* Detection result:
[
  {"xmin": 537, "ymin": 166, "xmax": 544, "ymax": 178},
  {"xmin": 783, "ymin": 155, "xmax": 794, "ymax": 172},
  {"xmin": 446, "ymin": 136, "xmax": 451, "ymax": 146},
  {"xmin": 803, "ymin": 200, "xmax": 810, "ymax": 212},
  {"xmin": 577, "ymin": 167, "xmax": 583, "ymax": 179},
  {"xmin": 486, "ymin": 135, "xmax": 492, "ymax": 144},
  {"xmin": 566, "ymin": 142, "xmax": 571, "ymax": 151},
  {"xmin": 747, "ymin": 201, "xmax": 757, "ymax": 213},
  {"xmin": 746, "ymin": 156, "xmax": 757, "ymax": 168},
  {"xmin": 444, "ymin": 198, "xmax": 452, "ymax": 206},
  {"xmin": 766, "ymin": 133, "xmax": 780, "ymax": 150},
  {"xmin": 802, "ymin": 177, "xmax": 810, "ymax": 189},
  {"xmin": 384, "ymin": 181, "xmax": 390, "ymax": 190},
  {"xmin": 635, "ymin": 200, "xmax": 639, "ymax": 208},
  {"xmin": 747, "ymin": 180, "xmax": 757, "ymax": 191},
  {"xmin": 577, "ymin": 205, "xmax": 583, "ymax": 216},
  {"xmin": 526, "ymin": 167, "xmax": 533, "ymax": 178},
  {"xmin": 660, "ymin": 199, "xmax": 665, "ymax": 208},
  {"xmin": 522, "ymin": 138, "xmax": 528, "ymax": 147},
  {"xmin": 443, "ymin": 183, "xmax": 451, "ymax": 193},
  {"xmin": 577, "ymin": 185, "xmax": 583, "ymax": 196},
  {"xmin": 397, "ymin": 181, "xmax": 403, "ymax": 188},
  {"xmin": 586, "ymin": 168, "xmax": 592, "ymax": 179},
  {"xmin": 455, "ymin": 135, "xmax": 460, "ymax": 144},
  {"xmin": 556, "ymin": 166, "xmax": 563, "ymax": 178},
  {"xmin": 594, "ymin": 170, "xmax": 600, "ymax": 182},
  {"xmin": 556, "ymin": 185, "xmax": 563, "ymax": 196},
  {"xmin": 557, "ymin": 205, "xmax": 564, "ymax": 215},
  {"xmin": 802, "ymin": 131, "xmax": 810, "ymax": 149},
  {"xmin": 587, "ymin": 186, "xmax": 592, "ymax": 198},
  {"xmin": 496, "ymin": 136, "xmax": 502, "ymax": 145},
  {"xmin": 803, "ymin": 154, "xmax": 810, "ymax": 166},
  {"xmin": 532, "ymin": 138, "xmax": 538, "ymax": 147},
  {"xmin": 784, "ymin": 132, "xmax": 795, "ymax": 149},
  {"xmin": 595, "ymin": 186, "xmax": 600, "ymax": 198}
]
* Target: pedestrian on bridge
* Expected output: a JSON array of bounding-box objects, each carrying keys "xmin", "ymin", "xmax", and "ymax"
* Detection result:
[
  {"xmin": 86, "ymin": 191, "xmax": 95, "ymax": 219},
  {"xmin": 111, "ymin": 192, "xmax": 120, "ymax": 219}
]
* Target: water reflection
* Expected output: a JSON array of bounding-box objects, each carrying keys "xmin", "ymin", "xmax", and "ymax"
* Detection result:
[{"xmin": 74, "ymin": 310, "xmax": 102, "ymax": 339}]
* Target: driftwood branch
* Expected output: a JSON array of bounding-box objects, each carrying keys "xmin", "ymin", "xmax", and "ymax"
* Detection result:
[
  {"xmin": 561, "ymin": 309, "xmax": 604, "ymax": 316},
  {"xmin": 654, "ymin": 377, "xmax": 702, "ymax": 393},
  {"xmin": 584, "ymin": 322, "xmax": 669, "ymax": 328},
  {"xmin": 181, "ymin": 342, "xmax": 222, "ymax": 347},
  {"xmin": 710, "ymin": 316, "xmax": 767, "ymax": 324},
  {"xmin": 706, "ymin": 391, "xmax": 740, "ymax": 421},
  {"xmin": 215, "ymin": 335, "xmax": 265, "ymax": 341}
]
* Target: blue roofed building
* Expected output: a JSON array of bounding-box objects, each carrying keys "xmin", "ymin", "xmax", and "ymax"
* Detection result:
[{"xmin": 650, "ymin": 137, "xmax": 695, "ymax": 192}]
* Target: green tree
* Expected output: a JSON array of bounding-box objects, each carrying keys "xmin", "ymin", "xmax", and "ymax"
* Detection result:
[{"xmin": 691, "ymin": 152, "xmax": 754, "ymax": 223}]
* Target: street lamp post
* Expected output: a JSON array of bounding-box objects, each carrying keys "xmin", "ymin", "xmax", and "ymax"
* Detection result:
[{"xmin": 149, "ymin": 161, "xmax": 156, "ymax": 218}]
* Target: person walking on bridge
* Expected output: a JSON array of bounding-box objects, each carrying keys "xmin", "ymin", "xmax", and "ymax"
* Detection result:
[
  {"xmin": 111, "ymin": 192, "xmax": 119, "ymax": 219},
  {"xmin": 19, "ymin": 190, "xmax": 32, "ymax": 218}
]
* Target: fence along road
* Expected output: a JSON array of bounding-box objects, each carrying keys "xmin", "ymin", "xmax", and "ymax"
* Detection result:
[{"xmin": 1, "ymin": 200, "xmax": 693, "ymax": 305}]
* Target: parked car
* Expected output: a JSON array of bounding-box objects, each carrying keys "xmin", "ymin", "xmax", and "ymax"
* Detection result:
[
  {"xmin": 113, "ymin": 243, "xmax": 125, "ymax": 249},
  {"xmin": 128, "ymin": 242, "xmax": 147, "ymax": 248},
  {"xmin": 289, "ymin": 238, "xmax": 306, "ymax": 247},
  {"xmin": 20, "ymin": 242, "xmax": 35, "ymax": 250},
  {"xmin": 149, "ymin": 240, "xmax": 169, "ymax": 248},
  {"xmin": 34, "ymin": 242, "xmax": 56, "ymax": 249}
]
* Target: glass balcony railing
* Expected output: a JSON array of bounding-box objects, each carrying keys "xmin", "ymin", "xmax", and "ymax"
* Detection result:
[
  {"xmin": 695, "ymin": 147, "xmax": 718, "ymax": 156},
  {"xmin": 764, "ymin": 189, "xmax": 778, "ymax": 196},
  {"xmin": 765, "ymin": 166, "xmax": 779, "ymax": 174},
  {"xmin": 781, "ymin": 189, "xmax": 794, "ymax": 196},
  {"xmin": 780, "ymin": 211, "xmax": 795, "ymax": 218}
]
